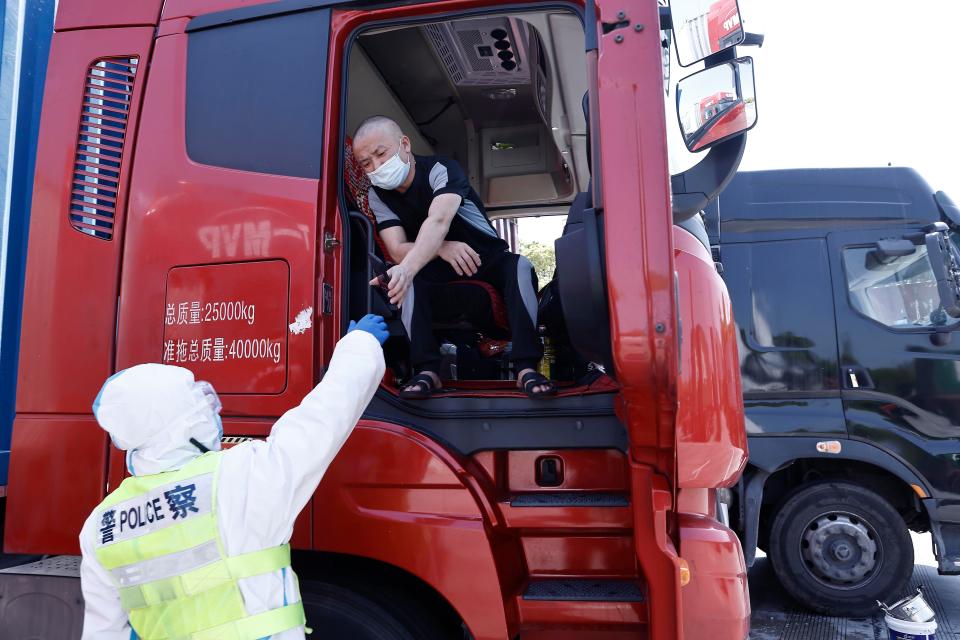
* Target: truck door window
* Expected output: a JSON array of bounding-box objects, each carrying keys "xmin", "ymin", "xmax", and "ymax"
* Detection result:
[
  {"xmin": 724, "ymin": 240, "xmax": 838, "ymax": 393},
  {"xmin": 844, "ymin": 244, "xmax": 960, "ymax": 329},
  {"xmin": 185, "ymin": 10, "xmax": 330, "ymax": 178}
]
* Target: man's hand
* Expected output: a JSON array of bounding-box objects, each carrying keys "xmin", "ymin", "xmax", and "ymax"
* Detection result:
[
  {"xmin": 369, "ymin": 264, "xmax": 413, "ymax": 306},
  {"xmin": 347, "ymin": 314, "xmax": 389, "ymax": 345},
  {"xmin": 438, "ymin": 241, "xmax": 481, "ymax": 277}
]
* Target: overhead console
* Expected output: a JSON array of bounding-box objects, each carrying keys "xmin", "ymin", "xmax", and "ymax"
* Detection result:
[
  {"xmin": 354, "ymin": 12, "xmax": 583, "ymax": 208},
  {"xmin": 422, "ymin": 17, "xmax": 550, "ymax": 125},
  {"xmin": 422, "ymin": 17, "xmax": 573, "ymax": 205}
]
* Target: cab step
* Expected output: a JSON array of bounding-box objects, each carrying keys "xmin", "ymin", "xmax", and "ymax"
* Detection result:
[
  {"xmin": 523, "ymin": 578, "xmax": 643, "ymax": 601},
  {"xmin": 500, "ymin": 492, "xmax": 632, "ymax": 530},
  {"xmin": 510, "ymin": 492, "xmax": 629, "ymax": 507},
  {"xmin": 517, "ymin": 578, "xmax": 647, "ymax": 638}
]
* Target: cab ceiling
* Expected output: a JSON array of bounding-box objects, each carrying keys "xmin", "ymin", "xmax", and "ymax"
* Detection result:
[
  {"xmin": 358, "ymin": 24, "xmax": 470, "ymax": 163},
  {"xmin": 355, "ymin": 11, "xmax": 588, "ymax": 192}
]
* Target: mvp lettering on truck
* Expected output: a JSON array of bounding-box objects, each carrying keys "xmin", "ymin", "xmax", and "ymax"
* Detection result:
[{"xmin": 0, "ymin": 0, "xmax": 761, "ymax": 637}]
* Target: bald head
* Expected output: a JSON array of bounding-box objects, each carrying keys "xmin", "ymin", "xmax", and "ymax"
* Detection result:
[
  {"xmin": 352, "ymin": 115, "xmax": 413, "ymax": 180},
  {"xmin": 354, "ymin": 116, "xmax": 403, "ymax": 146}
]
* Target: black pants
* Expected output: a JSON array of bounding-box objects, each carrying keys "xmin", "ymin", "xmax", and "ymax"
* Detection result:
[{"xmin": 402, "ymin": 250, "xmax": 543, "ymax": 376}]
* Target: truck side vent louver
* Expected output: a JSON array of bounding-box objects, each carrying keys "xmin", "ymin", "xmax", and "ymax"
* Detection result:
[{"xmin": 70, "ymin": 57, "xmax": 138, "ymax": 240}]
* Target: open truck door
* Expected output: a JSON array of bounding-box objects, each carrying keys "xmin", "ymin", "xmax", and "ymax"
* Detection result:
[
  {"xmin": 557, "ymin": 0, "xmax": 754, "ymax": 637},
  {"xmin": 589, "ymin": 0, "xmax": 683, "ymax": 636}
]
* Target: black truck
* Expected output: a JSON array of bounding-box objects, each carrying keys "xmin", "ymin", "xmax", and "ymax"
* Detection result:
[{"xmin": 704, "ymin": 167, "xmax": 960, "ymax": 615}]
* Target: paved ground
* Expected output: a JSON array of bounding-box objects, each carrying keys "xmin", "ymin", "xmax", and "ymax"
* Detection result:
[
  {"xmin": 750, "ymin": 533, "xmax": 960, "ymax": 639},
  {"xmin": 2, "ymin": 534, "xmax": 957, "ymax": 639}
]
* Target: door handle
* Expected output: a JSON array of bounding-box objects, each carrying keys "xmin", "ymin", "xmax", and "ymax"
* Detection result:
[{"xmin": 844, "ymin": 366, "xmax": 875, "ymax": 390}]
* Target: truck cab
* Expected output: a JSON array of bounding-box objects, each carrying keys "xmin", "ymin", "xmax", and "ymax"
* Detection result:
[
  {"xmin": 3, "ymin": 0, "xmax": 756, "ymax": 637},
  {"xmin": 708, "ymin": 167, "xmax": 960, "ymax": 615}
]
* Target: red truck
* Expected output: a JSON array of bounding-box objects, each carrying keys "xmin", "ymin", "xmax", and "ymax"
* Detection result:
[
  {"xmin": 672, "ymin": 0, "xmax": 743, "ymax": 66},
  {"xmin": 688, "ymin": 90, "xmax": 752, "ymax": 151},
  {"xmin": 708, "ymin": 0, "xmax": 742, "ymax": 53},
  {"xmin": 2, "ymin": 0, "xmax": 754, "ymax": 638}
]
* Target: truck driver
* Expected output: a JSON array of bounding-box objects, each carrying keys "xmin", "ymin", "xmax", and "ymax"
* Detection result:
[{"xmin": 352, "ymin": 115, "xmax": 556, "ymax": 399}]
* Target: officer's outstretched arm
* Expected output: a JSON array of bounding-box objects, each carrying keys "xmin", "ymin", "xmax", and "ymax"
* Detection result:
[
  {"xmin": 267, "ymin": 330, "xmax": 384, "ymax": 508},
  {"xmin": 218, "ymin": 328, "xmax": 385, "ymax": 546}
]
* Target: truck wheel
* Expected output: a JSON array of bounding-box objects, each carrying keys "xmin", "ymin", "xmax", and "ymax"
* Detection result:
[
  {"xmin": 300, "ymin": 580, "xmax": 417, "ymax": 639},
  {"xmin": 768, "ymin": 481, "xmax": 913, "ymax": 616}
]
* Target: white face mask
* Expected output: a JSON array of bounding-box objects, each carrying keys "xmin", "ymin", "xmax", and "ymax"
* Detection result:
[{"xmin": 366, "ymin": 139, "xmax": 411, "ymax": 190}]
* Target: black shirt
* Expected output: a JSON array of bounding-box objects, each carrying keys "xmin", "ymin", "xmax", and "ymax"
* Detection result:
[{"xmin": 367, "ymin": 155, "xmax": 508, "ymax": 259}]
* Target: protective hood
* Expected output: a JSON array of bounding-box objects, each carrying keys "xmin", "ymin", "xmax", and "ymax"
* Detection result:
[{"xmin": 93, "ymin": 363, "xmax": 223, "ymax": 476}]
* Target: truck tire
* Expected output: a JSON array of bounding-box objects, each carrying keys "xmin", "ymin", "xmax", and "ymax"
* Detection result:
[
  {"xmin": 768, "ymin": 481, "xmax": 913, "ymax": 616},
  {"xmin": 350, "ymin": 582, "xmax": 467, "ymax": 640},
  {"xmin": 300, "ymin": 580, "xmax": 417, "ymax": 639}
]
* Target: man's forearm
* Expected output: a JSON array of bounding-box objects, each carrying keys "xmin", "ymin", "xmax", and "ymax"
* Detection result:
[
  {"xmin": 391, "ymin": 241, "xmax": 415, "ymax": 262},
  {"xmin": 401, "ymin": 217, "xmax": 448, "ymax": 273},
  {"xmin": 394, "ymin": 239, "xmax": 461, "ymax": 263}
]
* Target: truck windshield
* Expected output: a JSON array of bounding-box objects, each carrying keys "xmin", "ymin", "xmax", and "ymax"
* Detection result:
[{"xmin": 844, "ymin": 244, "xmax": 960, "ymax": 329}]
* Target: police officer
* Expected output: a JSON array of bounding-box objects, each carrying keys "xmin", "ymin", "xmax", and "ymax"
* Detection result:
[{"xmin": 78, "ymin": 315, "xmax": 389, "ymax": 639}]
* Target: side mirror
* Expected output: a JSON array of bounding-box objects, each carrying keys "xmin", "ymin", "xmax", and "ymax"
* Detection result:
[
  {"xmin": 670, "ymin": 0, "xmax": 745, "ymax": 66},
  {"xmin": 935, "ymin": 191, "xmax": 960, "ymax": 228},
  {"xmin": 924, "ymin": 223, "xmax": 960, "ymax": 318},
  {"xmin": 676, "ymin": 57, "xmax": 756, "ymax": 152},
  {"xmin": 865, "ymin": 238, "xmax": 916, "ymax": 270}
]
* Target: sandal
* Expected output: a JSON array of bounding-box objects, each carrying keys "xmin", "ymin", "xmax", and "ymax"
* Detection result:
[
  {"xmin": 399, "ymin": 373, "xmax": 440, "ymax": 399},
  {"xmin": 519, "ymin": 370, "xmax": 558, "ymax": 398}
]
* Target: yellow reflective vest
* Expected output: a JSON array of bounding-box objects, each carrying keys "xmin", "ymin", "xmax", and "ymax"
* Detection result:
[{"xmin": 90, "ymin": 451, "xmax": 305, "ymax": 640}]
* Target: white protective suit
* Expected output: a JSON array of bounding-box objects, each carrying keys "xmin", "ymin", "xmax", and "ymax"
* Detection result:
[{"xmin": 78, "ymin": 330, "xmax": 385, "ymax": 639}]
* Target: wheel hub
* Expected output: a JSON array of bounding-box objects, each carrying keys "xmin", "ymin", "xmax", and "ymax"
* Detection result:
[{"xmin": 801, "ymin": 512, "xmax": 879, "ymax": 587}]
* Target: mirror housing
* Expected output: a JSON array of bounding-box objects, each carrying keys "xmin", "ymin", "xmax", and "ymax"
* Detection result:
[
  {"xmin": 670, "ymin": 0, "xmax": 744, "ymax": 66},
  {"xmin": 924, "ymin": 222, "xmax": 960, "ymax": 318},
  {"xmin": 676, "ymin": 57, "xmax": 756, "ymax": 152},
  {"xmin": 671, "ymin": 134, "xmax": 744, "ymax": 221},
  {"xmin": 935, "ymin": 191, "xmax": 960, "ymax": 229}
]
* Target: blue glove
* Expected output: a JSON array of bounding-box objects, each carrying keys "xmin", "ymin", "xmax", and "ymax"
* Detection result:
[{"xmin": 347, "ymin": 314, "xmax": 389, "ymax": 346}]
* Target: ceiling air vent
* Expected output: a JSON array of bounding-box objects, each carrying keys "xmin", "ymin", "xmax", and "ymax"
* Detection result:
[
  {"xmin": 424, "ymin": 18, "xmax": 534, "ymax": 87},
  {"xmin": 424, "ymin": 24, "xmax": 464, "ymax": 84},
  {"xmin": 70, "ymin": 57, "xmax": 138, "ymax": 240}
]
